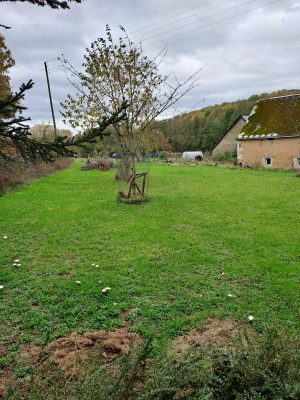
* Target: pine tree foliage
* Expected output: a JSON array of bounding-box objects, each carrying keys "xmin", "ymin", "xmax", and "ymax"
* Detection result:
[
  {"xmin": 0, "ymin": 0, "xmax": 82, "ymax": 10},
  {"xmin": 0, "ymin": 80, "xmax": 128, "ymax": 162},
  {"xmin": 1, "ymin": 0, "xmax": 83, "ymax": 29}
]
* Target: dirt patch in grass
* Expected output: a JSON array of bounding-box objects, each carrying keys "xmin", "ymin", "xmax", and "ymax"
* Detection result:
[
  {"xmin": 25, "ymin": 327, "xmax": 141, "ymax": 378},
  {"xmin": 0, "ymin": 366, "xmax": 12, "ymax": 397},
  {"xmin": 0, "ymin": 340, "xmax": 16, "ymax": 397},
  {"xmin": 122, "ymin": 307, "xmax": 139, "ymax": 323},
  {"xmin": 0, "ymin": 327, "xmax": 141, "ymax": 397},
  {"xmin": 173, "ymin": 317, "xmax": 243, "ymax": 353},
  {"xmin": 0, "ymin": 343, "xmax": 9, "ymax": 396},
  {"xmin": 20, "ymin": 344, "xmax": 43, "ymax": 364}
]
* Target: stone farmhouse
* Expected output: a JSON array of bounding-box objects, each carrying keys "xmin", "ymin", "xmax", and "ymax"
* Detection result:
[
  {"xmin": 211, "ymin": 115, "xmax": 248, "ymax": 157},
  {"xmin": 237, "ymin": 94, "xmax": 300, "ymax": 169}
]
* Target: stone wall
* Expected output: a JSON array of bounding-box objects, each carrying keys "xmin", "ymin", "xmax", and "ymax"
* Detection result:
[
  {"xmin": 212, "ymin": 118, "xmax": 245, "ymax": 156},
  {"xmin": 237, "ymin": 137, "xmax": 300, "ymax": 169}
]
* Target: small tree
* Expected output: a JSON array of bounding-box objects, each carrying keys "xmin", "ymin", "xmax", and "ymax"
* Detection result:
[
  {"xmin": 0, "ymin": 34, "xmax": 14, "ymax": 101},
  {"xmin": 30, "ymin": 123, "xmax": 73, "ymax": 142},
  {"xmin": 61, "ymin": 25, "xmax": 201, "ymax": 200}
]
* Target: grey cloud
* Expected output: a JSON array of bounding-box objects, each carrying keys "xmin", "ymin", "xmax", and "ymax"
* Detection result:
[{"xmin": 1, "ymin": 0, "xmax": 299, "ymax": 129}]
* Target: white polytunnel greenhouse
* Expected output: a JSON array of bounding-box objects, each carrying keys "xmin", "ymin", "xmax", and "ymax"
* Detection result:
[{"xmin": 182, "ymin": 151, "xmax": 203, "ymax": 160}]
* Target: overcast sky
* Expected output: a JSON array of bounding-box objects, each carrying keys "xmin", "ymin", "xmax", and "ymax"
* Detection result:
[{"xmin": 1, "ymin": 0, "xmax": 300, "ymax": 129}]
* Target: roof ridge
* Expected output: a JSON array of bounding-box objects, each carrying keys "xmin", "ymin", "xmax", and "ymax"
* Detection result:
[{"xmin": 262, "ymin": 93, "xmax": 300, "ymax": 101}]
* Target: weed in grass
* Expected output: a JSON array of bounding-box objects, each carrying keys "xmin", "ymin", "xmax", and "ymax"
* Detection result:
[
  {"xmin": 4, "ymin": 329, "xmax": 300, "ymax": 399},
  {"xmin": 0, "ymin": 162, "xmax": 299, "ymax": 386}
]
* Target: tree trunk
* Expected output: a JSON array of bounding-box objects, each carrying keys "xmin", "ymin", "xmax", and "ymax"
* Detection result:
[{"xmin": 115, "ymin": 153, "xmax": 131, "ymax": 181}]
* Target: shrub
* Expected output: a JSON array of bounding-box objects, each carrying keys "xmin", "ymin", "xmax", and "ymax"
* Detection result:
[
  {"xmin": 212, "ymin": 150, "xmax": 237, "ymax": 163},
  {"xmin": 5, "ymin": 328, "xmax": 300, "ymax": 399},
  {"xmin": 0, "ymin": 158, "xmax": 74, "ymax": 195}
]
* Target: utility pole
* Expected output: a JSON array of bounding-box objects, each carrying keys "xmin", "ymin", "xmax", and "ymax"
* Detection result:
[{"xmin": 44, "ymin": 61, "xmax": 57, "ymax": 138}]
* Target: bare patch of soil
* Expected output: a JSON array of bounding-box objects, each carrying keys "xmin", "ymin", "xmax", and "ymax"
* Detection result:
[
  {"xmin": 0, "ymin": 345, "xmax": 7, "ymax": 358},
  {"xmin": 0, "ymin": 366, "xmax": 12, "ymax": 397},
  {"xmin": 20, "ymin": 344, "xmax": 43, "ymax": 364},
  {"xmin": 174, "ymin": 317, "xmax": 242, "ymax": 353},
  {"xmin": 0, "ymin": 327, "xmax": 141, "ymax": 396},
  {"xmin": 0, "ymin": 343, "xmax": 13, "ymax": 397},
  {"xmin": 23, "ymin": 327, "xmax": 141, "ymax": 378}
]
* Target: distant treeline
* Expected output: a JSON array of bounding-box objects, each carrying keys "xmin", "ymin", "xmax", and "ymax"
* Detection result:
[{"xmin": 155, "ymin": 89, "xmax": 300, "ymax": 153}]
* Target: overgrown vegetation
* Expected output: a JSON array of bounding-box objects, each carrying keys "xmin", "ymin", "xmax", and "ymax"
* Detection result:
[
  {"xmin": 5, "ymin": 329, "xmax": 300, "ymax": 399},
  {"xmin": 0, "ymin": 158, "xmax": 73, "ymax": 194},
  {"xmin": 212, "ymin": 150, "xmax": 237, "ymax": 163}
]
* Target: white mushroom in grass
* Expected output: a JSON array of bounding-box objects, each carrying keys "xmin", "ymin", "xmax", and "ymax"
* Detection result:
[
  {"xmin": 102, "ymin": 287, "xmax": 111, "ymax": 294},
  {"xmin": 3, "ymin": 236, "xmax": 8, "ymax": 240},
  {"xmin": 248, "ymin": 315, "xmax": 254, "ymax": 322},
  {"xmin": 0, "ymin": 285, "xmax": 4, "ymax": 290},
  {"xmin": 76, "ymin": 280, "xmax": 81, "ymax": 285}
]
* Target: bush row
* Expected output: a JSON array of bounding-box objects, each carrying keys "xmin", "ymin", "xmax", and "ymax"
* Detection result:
[{"xmin": 0, "ymin": 158, "xmax": 74, "ymax": 195}]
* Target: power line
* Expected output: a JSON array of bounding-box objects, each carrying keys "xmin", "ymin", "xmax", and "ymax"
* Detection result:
[
  {"xmin": 147, "ymin": 0, "xmax": 283, "ymax": 46},
  {"xmin": 131, "ymin": 0, "xmax": 236, "ymax": 39},
  {"xmin": 142, "ymin": 0, "xmax": 272, "ymax": 43},
  {"xmin": 12, "ymin": 0, "xmax": 284, "ymax": 82},
  {"xmin": 130, "ymin": 1, "xmax": 216, "ymax": 34},
  {"xmin": 13, "ymin": 0, "xmax": 255, "ymax": 73},
  {"xmin": 50, "ymin": 0, "xmax": 252, "ymax": 64},
  {"xmin": 11, "ymin": 0, "xmax": 285, "ymax": 87}
]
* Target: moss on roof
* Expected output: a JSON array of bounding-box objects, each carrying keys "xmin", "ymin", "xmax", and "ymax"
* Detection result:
[{"xmin": 240, "ymin": 94, "xmax": 300, "ymax": 138}]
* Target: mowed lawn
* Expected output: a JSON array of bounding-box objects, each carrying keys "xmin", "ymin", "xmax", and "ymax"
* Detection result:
[{"xmin": 0, "ymin": 162, "xmax": 299, "ymax": 358}]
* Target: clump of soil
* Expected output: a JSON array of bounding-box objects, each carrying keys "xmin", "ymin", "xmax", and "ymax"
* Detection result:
[
  {"xmin": 1, "ymin": 318, "xmax": 245, "ymax": 396},
  {"xmin": 0, "ymin": 366, "xmax": 11, "ymax": 397},
  {"xmin": 174, "ymin": 317, "xmax": 242, "ymax": 353},
  {"xmin": 0, "ymin": 327, "xmax": 140, "ymax": 396},
  {"xmin": 23, "ymin": 327, "xmax": 141, "ymax": 378}
]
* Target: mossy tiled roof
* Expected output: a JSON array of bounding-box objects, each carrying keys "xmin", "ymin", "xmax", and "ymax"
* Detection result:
[{"xmin": 239, "ymin": 94, "xmax": 300, "ymax": 139}]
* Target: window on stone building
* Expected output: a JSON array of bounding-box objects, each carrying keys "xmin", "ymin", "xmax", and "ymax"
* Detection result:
[{"xmin": 264, "ymin": 157, "xmax": 272, "ymax": 167}]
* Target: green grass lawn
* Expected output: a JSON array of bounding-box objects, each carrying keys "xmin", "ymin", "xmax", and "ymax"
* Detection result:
[{"xmin": 0, "ymin": 162, "xmax": 299, "ymax": 360}]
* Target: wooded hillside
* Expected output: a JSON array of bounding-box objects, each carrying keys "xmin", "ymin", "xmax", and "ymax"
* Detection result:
[{"xmin": 156, "ymin": 89, "xmax": 300, "ymax": 153}]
